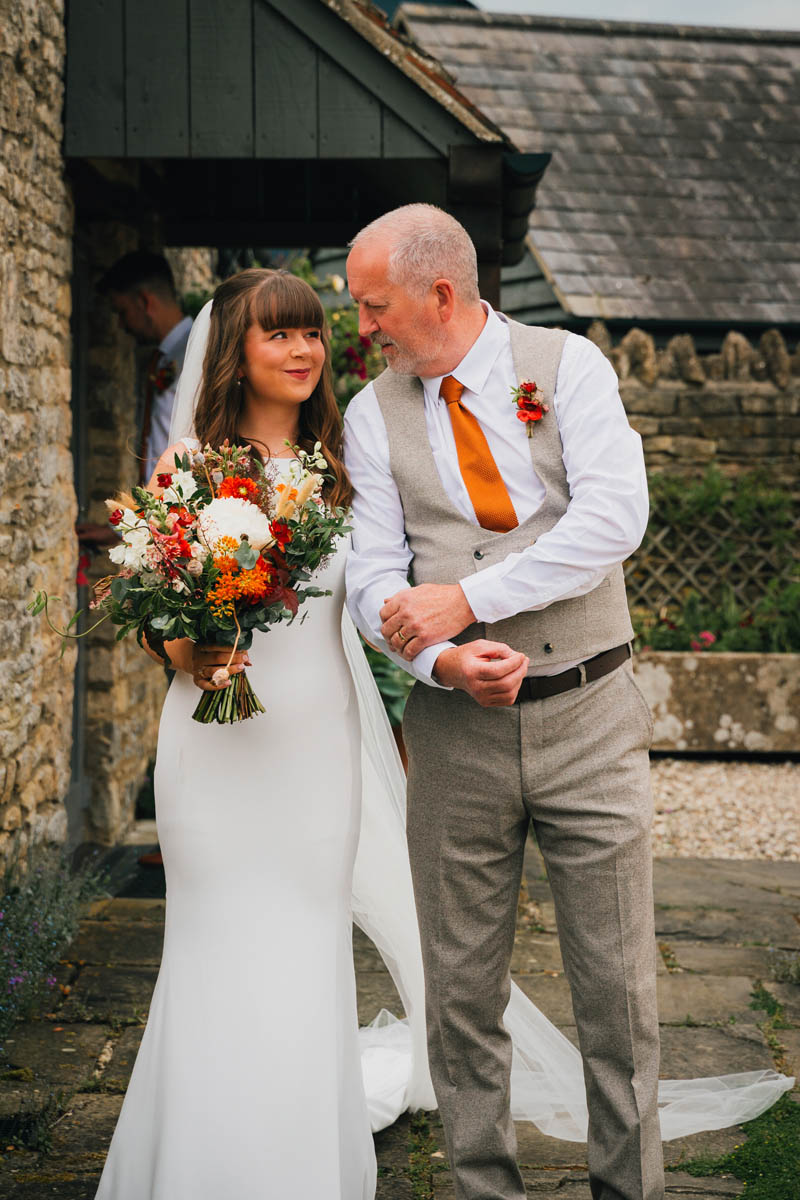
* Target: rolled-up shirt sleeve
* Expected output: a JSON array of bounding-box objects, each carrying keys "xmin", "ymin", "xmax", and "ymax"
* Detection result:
[
  {"xmin": 459, "ymin": 336, "xmax": 649, "ymax": 625},
  {"xmin": 344, "ymin": 385, "xmax": 454, "ymax": 686}
]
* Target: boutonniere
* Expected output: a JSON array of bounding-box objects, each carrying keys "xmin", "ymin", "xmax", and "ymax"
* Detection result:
[
  {"xmin": 150, "ymin": 359, "xmax": 177, "ymax": 393},
  {"xmin": 511, "ymin": 380, "xmax": 549, "ymax": 437}
]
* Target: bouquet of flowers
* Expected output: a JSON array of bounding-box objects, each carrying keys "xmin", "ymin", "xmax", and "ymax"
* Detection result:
[{"xmin": 30, "ymin": 442, "xmax": 350, "ymax": 724}]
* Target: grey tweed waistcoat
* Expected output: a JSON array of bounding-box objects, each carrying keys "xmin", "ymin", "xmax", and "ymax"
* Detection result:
[{"xmin": 372, "ymin": 319, "xmax": 634, "ymax": 667}]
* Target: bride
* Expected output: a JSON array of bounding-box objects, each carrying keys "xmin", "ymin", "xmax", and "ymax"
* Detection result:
[{"xmin": 95, "ymin": 269, "xmax": 792, "ymax": 1199}]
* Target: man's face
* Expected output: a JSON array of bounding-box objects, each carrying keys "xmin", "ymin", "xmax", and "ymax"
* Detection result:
[
  {"xmin": 346, "ymin": 241, "xmax": 448, "ymax": 375},
  {"xmin": 109, "ymin": 289, "xmax": 158, "ymax": 343}
]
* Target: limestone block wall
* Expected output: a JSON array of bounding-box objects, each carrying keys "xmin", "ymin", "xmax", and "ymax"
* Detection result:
[
  {"xmin": 588, "ymin": 323, "xmax": 799, "ymax": 483},
  {"xmin": 0, "ymin": 0, "xmax": 75, "ymax": 857}
]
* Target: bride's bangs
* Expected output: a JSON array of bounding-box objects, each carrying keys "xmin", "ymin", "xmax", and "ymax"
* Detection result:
[{"xmin": 251, "ymin": 274, "xmax": 325, "ymax": 333}]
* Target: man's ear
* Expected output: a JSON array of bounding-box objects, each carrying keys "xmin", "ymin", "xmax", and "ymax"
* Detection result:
[{"xmin": 431, "ymin": 278, "xmax": 456, "ymax": 322}]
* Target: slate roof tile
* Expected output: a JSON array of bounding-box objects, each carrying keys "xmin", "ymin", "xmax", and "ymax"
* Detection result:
[{"xmin": 399, "ymin": 6, "xmax": 800, "ymax": 324}]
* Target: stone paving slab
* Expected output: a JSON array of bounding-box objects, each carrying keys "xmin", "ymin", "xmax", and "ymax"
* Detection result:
[
  {"xmin": 666, "ymin": 942, "xmax": 781, "ymax": 977},
  {"xmin": 356, "ymin": 971, "xmax": 405, "ymax": 1028},
  {"xmin": 88, "ymin": 898, "xmax": 165, "ymax": 924},
  {"xmin": 658, "ymin": 1024, "xmax": 773, "ymax": 1077},
  {"xmin": 1, "ymin": 1024, "xmax": 110, "ymax": 1089},
  {"xmin": 60, "ymin": 966, "xmax": 157, "ymax": 1023},
  {"xmin": 652, "ymin": 859, "xmax": 800, "ymax": 910},
  {"xmin": 656, "ymin": 975, "xmax": 760, "ymax": 1025},
  {"xmin": 67, "ymin": 921, "xmax": 164, "ymax": 967},
  {"xmin": 655, "ymin": 907, "xmax": 800, "ymax": 949}
]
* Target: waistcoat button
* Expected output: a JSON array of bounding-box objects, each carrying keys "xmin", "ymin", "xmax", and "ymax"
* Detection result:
[
  {"xmin": 473, "ymin": 549, "xmax": 484, "ymax": 560},
  {"xmin": 544, "ymin": 642, "xmax": 553, "ymax": 654}
]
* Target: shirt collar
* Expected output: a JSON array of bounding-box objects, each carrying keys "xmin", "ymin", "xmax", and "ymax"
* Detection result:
[
  {"xmin": 421, "ymin": 301, "xmax": 509, "ymax": 404},
  {"xmin": 159, "ymin": 314, "xmax": 193, "ymax": 358}
]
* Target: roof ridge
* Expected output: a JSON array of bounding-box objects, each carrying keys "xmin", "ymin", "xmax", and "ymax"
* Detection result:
[{"xmin": 396, "ymin": 5, "xmax": 800, "ymax": 45}]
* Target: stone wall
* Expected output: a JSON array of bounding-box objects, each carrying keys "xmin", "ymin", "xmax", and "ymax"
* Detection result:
[
  {"xmin": 589, "ymin": 323, "xmax": 799, "ymax": 483},
  {"xmin": 0, "ymin": 0, "xmax": 75, "ymax": 858}
]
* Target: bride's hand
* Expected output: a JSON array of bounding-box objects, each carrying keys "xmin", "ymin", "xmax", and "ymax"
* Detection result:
[{"xmin": 189, "ymin": 644, "xmax": 252, "ymax": 692}]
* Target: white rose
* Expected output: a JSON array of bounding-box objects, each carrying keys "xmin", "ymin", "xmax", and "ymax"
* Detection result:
[
  {"xmin": 163, "ymin": 470, "xmax": 197, "ymax": 503},
  {"xmin": 196, "ymin": 496, "xmax": 273, "ymax": 553},
  {"xmin": 108, "ymin": 510, "xmax": 150, "ymax": 571}
]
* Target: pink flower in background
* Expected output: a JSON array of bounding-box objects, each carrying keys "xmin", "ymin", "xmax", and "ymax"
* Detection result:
[{"xmin": 690, "ymin": 631, "xmax": 717, "ymax": 652}]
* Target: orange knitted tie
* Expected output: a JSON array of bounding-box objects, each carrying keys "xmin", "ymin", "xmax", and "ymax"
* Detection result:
[{"xmin": 440, "ymin": 375, "xmax": 518, "ymax": 533}]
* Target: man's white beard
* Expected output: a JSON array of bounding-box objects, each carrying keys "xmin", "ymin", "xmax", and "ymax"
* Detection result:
[{"xmin": 375, "ymin": 320, "xmax": 449, "ymax": 376}]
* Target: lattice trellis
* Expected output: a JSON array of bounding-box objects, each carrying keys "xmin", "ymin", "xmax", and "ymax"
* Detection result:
[{"xmin": 624, "ymin": 513, "xmax": 799, "ymax": 613}]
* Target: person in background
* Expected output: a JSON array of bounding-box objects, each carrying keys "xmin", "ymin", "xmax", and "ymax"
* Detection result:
[{"xmin": 99, "ymin": 250, "xmax": 193, "ymax": 482}]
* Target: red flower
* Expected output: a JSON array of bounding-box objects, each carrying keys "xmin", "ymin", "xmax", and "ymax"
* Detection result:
[
  {"xmin": 109, "ymin": 508, "xmax": 124, "ymax": 526},
  {"xmin": 76, "ymin": 553, "xmax": 90, "ymax": 587},
  {"xmin": 157, "ymin": 473, "xmax": 173, "ymax": 488},
  {"xmin": 511, "ymin": 380, "xmax": 549, "ymax": 438},
  {"xmin": 270, "ymin": 520, "xmax": 292, "ymax": 551}
]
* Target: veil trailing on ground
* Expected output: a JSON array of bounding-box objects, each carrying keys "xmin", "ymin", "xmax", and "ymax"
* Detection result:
[{"xmin": 169, "ymin": 296, "xmax": 794, "ymax": 1139}]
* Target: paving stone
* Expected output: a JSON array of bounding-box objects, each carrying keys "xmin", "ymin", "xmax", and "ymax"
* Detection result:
[
  {"xmin": 0, "ymin": 1165, "xmax": 100, "ymax": 1199},
  {"xmin": 655, "ymin": 907, "xmax": 800, "ymax": 950},
  {"xmin": 1, "ymin": 1023, "xmax": 111, "ymax": 1089},
  {"xmin": 375, "ymin": 1112, "xmax": 411, "ymax": 1171},
  {"xmin": 49, "ymin": 1093, "xmax": 122, "ymax": 1161},
  {"xmin": 515, "ymin": 1122, "xmax": 589, "ymax": 1168},
  {"xmin": 665, "ymin": 1170, "xmax": 743, "ymax": 1195},
  {"xmin": 769, "ymin": 982, "xmax": 800, "ymax": 1023},
  {"xmin": 356, "ymin": 972, "xmax": 405, "ymax": 1028},
  {"xmin": 658, "ymin": 1024, "xmax": 774, "ymax": 1077},
  {"xmin": 353, "ymin": 927, "xmax": 385, "ymax": 973},
  {"xmin": 663, "ymin": 1124, "xmax": 742, "ymax": 1170},
  {"xmin": 67, "ymin": 921, "xmax": 164, "ymax": 967},
  {"xmin": 101, "ymin": 1027, "xmax": 144, "ymax": 1092},
  {"xmin": 376, "ymin": 1176, "xmax": 414, "ymax": 1199},
  {"xmin": 91, "ymin": 899, "xmax": 165, "ymax": 925},
  {"xmin": 511, "ymin": 930, "xmax": 564, "ymax": 975},
  {"xmin": 513, "ymin": 974, "xmax": 575, "ymax": 1025},
  {"xmin": 0, "ymin": 1081, "xmax": 54, "ymax": 1119},
  {"xmin": 657, "ymin": 976, "xmax": 761, "ymax": 1025},
  {"xmin": 61, "ymin": 966, "xmax": 157, "ymax": 1023},
  {"xmin": 653, "ymin": 859, "xmax": 800, "ymax": 911},
  {"xmin": 665, "ymin": 942, "xmax": 779, "ymax": 977},
  {"xmin": 776, "ymin": 1026, "xmax": 800, "ymax": 1077}
]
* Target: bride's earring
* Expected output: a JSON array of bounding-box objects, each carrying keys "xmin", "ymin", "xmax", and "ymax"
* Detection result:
[{"xmin": 236, "ymin": 375, "xmax": 243, "ymax": 388}]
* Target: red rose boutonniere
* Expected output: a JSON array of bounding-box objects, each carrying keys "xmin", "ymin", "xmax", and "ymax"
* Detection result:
[
  {"xmin": 150, "ymin": 358, "xmax": 177, "ymax": 394},
  {"xmin": 511, "ymin": 380, "xmax": 549, "ymax": 437}
]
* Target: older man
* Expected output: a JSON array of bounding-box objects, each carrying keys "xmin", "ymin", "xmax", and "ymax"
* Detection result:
[{"xmin": 344, "ymin": 205, "xmax": 661, "ymax": 1200}]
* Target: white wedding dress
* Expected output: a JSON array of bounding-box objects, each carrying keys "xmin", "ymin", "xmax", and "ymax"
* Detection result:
[{"xmin": 95, "ymin": 301, "xmax": 793, "ymax": 1199}]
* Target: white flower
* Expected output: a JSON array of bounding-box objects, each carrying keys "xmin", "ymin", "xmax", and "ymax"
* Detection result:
[
  {"xmin": 329, "ymin": 273, "xmax": 345, "ymax": 294},
  {"xmin": 108, "ymin": 509, "xmax": 150, "ymax": 571},
  {"xmin": 163, "ymin": 470, "xmax": 197, "ymax": 503},
  {"xmin": 190, "ymin": 541, "xmax": 209, "ymax": 563},
  {"xmin": 197, "ymin": 496, "xmax": 273, "ymax": 552}
]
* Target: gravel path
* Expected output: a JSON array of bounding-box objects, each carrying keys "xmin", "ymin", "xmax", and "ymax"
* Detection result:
[{"xmin": 650, "ymin": 759, "xmax": 799, "ymax": 860}]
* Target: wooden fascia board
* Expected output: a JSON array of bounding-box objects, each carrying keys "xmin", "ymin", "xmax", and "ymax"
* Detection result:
[{"xmin": 263, "ymin": 0, "xmax": 491, "ymax": 156}]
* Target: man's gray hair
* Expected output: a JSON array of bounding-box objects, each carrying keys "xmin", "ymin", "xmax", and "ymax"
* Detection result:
[{"xmin": 349, "ymin": 204, "xmax": 480, "ymax": 303}]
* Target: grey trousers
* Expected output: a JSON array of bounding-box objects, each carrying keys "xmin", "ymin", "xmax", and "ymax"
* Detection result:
[{"xmin": 403, "ymin": 661, "xmax": 664, "ymax": 1200}]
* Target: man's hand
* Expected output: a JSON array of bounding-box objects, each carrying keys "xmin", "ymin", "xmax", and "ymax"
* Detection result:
[
  {"xmin": 380, "ymin": 584, "xmax": 476, "ymax": 661},
  {"xmin": 433, "ymin": 642, "xmax": 529, "ymax": 707}
]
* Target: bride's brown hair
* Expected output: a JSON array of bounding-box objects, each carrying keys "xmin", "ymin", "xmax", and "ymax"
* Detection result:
[{"xmin": 193, "ymin": 268, "xmax": 352, "ymax": 509}]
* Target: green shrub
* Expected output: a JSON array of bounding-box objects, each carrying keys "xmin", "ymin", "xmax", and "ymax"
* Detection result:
[
  {"xmin": 0, "ymin": 844, "xmax": 107, "ymax": 1048},
  {"xmin": 634, "ymin": 578, "xmax": 800, "ymax": 654}
]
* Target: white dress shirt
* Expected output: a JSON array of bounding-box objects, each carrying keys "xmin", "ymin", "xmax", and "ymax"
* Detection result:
[
  {"xmin": 344, "ymin": 304, "xmax": 648, "ymax": 686},
  {"xmin": 146, "ymin": 315, "xmax": 193, "ymax": 480}
]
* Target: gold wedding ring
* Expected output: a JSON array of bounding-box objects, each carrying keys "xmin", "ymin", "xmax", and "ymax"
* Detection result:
[{"xmin": 397, "ymin": 628, "xmax": 407, "ymax": 643}]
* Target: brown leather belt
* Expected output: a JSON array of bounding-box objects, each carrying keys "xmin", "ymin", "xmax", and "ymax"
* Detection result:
[{"xmin": 516, "ymin": 643, "xmax": 631, "ymax": 702}]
